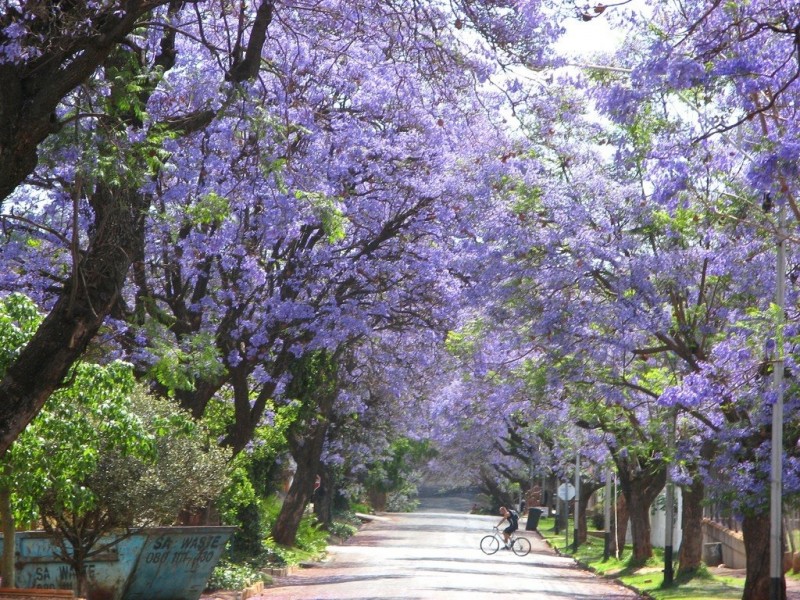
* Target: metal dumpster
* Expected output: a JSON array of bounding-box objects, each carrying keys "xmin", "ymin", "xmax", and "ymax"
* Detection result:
[{"xmin": 0, "ymin": 526, "xmax": 235, "ymax": 600}]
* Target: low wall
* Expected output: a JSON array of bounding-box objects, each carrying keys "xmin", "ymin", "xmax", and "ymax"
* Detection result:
[{"xmin": 703, "ymin": 519, "xmax": 746, "ymax": 569}]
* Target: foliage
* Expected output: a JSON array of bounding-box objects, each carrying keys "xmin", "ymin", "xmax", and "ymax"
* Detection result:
[
  {"xmin": 385, "ymin": 490, "xmax": 420, "ymax": 513},
  {"xmin": 32, "ymin": 384, "xmax": 230, "ymax": 532},
  {"xmin": 206, "ymin": 558, "xmax": 271, "ymax": 592},
  {"xmin": 0, "ymin": 293, "xmax": 41, "ymax": 376},
  {"xmin": 349, "ymin": 502, "xmax": 373, "ymax": 515},
  {"xmin": 327, "ymin": 520, "xmax": 358, "ymax": 540},
  {"xmin": 365, "ymin": 438, "xmax": 436, "ymax": 495},
  {"xmin": 0, "ymin": 298, "xmax": 230, "ymax": 594}
]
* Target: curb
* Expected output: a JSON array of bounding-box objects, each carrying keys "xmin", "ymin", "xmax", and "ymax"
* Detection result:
[
  {"xmin": 261, "ymin": 565, "xmax": 297, "ymax": 577},
  {"xmin": 240, "ymin": 581, "xmax": 265, "ymax": 600}
]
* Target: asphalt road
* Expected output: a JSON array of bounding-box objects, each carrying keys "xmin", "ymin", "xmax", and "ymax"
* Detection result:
[{"xmin": 250, "ymin": 495, "xmax": 642, "ymax": 600}]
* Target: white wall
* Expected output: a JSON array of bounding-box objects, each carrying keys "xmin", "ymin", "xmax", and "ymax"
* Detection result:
[{"xmin": 650, "ymin": 487, "xmax": 683, "ymax": 550}]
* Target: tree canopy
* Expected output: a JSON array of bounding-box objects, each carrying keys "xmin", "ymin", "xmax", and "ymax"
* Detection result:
[{"xmin": 3, "ymin": 2, "xmax": 800, "ymax": 598}]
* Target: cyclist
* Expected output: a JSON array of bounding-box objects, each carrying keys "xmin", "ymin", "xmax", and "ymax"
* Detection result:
[{"xmin": 497, "ymin": 506, "xmax": 519, "ymax": 549}]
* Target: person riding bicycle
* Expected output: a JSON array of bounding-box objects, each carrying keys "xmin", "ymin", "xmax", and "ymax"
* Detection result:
[{"xmin": 497, "ymin": 506, "xmax": 519, "ymax": 549}]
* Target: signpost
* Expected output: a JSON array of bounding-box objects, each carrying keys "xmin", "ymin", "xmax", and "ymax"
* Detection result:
[{"xmin": 558, "ymin": 483, "xmax": 576, "ymax": 549}]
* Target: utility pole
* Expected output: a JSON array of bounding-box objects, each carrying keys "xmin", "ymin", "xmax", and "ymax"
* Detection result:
[
  {"xmin": 664, "ymin": 410, "xmax": 676, "ymax": 586},
  {"xmin": 770, "ymin": 198, "xmax": 787, "ymax": 600},
  {"xmin": 573, "ymin": 452, "xmax": 581, "ymax": 552},
  {"xmin": 604, "ymin": 466, "xmax": 612, "ymax": 561}
]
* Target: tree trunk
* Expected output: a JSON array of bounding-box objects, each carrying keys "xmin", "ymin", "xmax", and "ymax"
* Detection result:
[
  {"xmin": 742, "ymin": 512, "xmax": 784, "ymax": 600},
  {"xmin": 0, "ymin": 480, "xmax": 14, "ymax": 588},
  {"xmin": 71, "ymin": 545, "xmax": 90, "ymax": 600},
  {"xmin": 313, "ymin": 467, "xmax": 334, "ymax": 527},
  {"xmin": 614, "ymin": 456, "xmax": 666, "ymax": 564},
  {"xmin": 577, "ymin": 481, "xmax": 603, "ymax": 544},
  {"xmin": 610, "ymin": 493, "xmax": 628, "ymax": 557},
  {"xmin": 271, "ymin": 418, "xmax": 328, "ymax": 546},
  {"xmin": 271, "ymin": 352, "xmax": 338, "ymax": 546},
  {"xmin": 368, "ymin": 489, "xmax": 388, "ymax": 512},
  {"xmin": 479, "ymin": 466, "xmax": 515, "ymax": 511},
  {"xmin": 627, "ymin": 486, "xmax": 654, "ymax": 563},
  {"xmin": 677, "ymin": 475, "xmax": 704, "ymax": 576}
]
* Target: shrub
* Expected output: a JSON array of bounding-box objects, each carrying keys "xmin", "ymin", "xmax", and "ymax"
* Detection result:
[
  {"xmin": 328, "ymin": 521, "xmax": 358, "ymax": 540},
  {"xmin": 350, "ymin": 501, "xmax": 372, "ymax": 514},
  {"xmin": 295, "ymin": 513, "xmax": 328, "ymax": 554},
  {"xmin": 386, "ymin": 490, "xmax": 419, "ymax": 512},
  {"xmin": 206, "ymin": 558, "xmax": 271, "ymax": 592}
]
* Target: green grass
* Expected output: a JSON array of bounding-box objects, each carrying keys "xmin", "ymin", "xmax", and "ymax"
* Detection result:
[{"xmin": 535, "ymin": 516, "xmax": 745, "ymax": 600}]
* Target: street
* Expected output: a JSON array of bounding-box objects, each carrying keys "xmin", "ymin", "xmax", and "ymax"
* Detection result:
[{"xmin": 250, "ymin": 496, "xmax": 642, "ymax": 600}]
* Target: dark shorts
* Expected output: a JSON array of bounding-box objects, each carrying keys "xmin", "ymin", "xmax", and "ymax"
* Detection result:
[{"xmin": 504, "ymin": 525, "xmax": 518, "ymax": 535}]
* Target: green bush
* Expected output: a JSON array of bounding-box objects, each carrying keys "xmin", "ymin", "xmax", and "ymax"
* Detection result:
[
  {"xmin": 206, "ymin": 558, "xmax": 271, "ymax": 592},
  {"xmin": 350, "ymin": 501, "xmax": 372, "ymax": 514},
  {"xmin": 229, "ymin": 501, "xmax": 265, "ymax": 561},
  {"xmin": 386, "ymin": 490, "xmax": 419, "ymax": 512},
  {"xmin": 328, "ymin": 521, "xmax": 358, "ymax": 540},
  {"xmin": 295, "ymin": 512, "xmax": 328, "ymax": 554}
]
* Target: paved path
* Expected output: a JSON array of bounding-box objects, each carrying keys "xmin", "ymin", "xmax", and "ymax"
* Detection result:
[{"xmin": 250, "ymin": 501, "xmax": 641, "ymax": 600}]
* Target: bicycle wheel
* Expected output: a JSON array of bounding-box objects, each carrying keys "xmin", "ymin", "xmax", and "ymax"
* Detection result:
[
  {"xmin": 480, "ymin": 534, "xmax": 500, "ymax": 555},
  {"xmin": 511, "ymin": 536, "xmax": 531, "ymax": 556}
]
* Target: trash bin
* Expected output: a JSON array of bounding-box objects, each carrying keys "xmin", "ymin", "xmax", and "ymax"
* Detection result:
[
  {"xmin": 2, "ymin": 526, "xmax": 235, "ymax": 600},
  {"xmin": 526, "ymin": 507, "xmax": 543, "ymax": 531}
]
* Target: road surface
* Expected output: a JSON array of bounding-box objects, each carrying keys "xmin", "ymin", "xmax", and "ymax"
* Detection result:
[{"xmin": 250, "ymin": 495, "xmax": 642, "ymax": 600}]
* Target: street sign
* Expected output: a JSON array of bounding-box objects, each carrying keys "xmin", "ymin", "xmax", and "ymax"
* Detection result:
[{"xmin": 557, "ymin": 483, "xmax": 576, "ymax": 501}]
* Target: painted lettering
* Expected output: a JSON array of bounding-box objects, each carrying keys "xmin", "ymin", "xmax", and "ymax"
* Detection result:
[{"xmin": 152, "ymin": 536, "xmax": 172, "ymax": 551}]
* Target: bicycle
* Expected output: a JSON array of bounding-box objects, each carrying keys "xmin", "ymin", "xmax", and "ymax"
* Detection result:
[{"xmin": 480, "ymin": 527, "xmax": 531, "ymax": 556}]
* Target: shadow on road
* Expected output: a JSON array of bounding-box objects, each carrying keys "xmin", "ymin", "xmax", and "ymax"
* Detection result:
[{"xmin": 274, "ymin": 573, "xmax": 409, "ymax": 587}]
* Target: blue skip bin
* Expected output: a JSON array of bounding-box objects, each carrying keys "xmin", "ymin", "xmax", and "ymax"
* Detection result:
[{"xmin": 2, "ymin": 526, "xmax": 236, "ymax": 600}]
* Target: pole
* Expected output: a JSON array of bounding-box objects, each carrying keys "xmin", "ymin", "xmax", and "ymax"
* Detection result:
[
  {"xmin": 573, "ymin": 452, "xmax": 581, "ymax": 552},
  {"xmin": 664, "ymin": 410, "xmax": 676, "ymax": 586},
  {"xmin": 564, "ymin": 489, "xmax": 569, "ymax": 550},
  {"xmin": 604, "ymin": 466, "xmax": 612, "ymax": 561},
  {"xmin": 770, "ymin": 201, "xmax": 787, "ymax": 600},
  {"xmin": 554, "ymin": 482, "xmax": 560, "ymax": 535},
  {"xmin": 614, "ymin": 472, "xmax": 619, "ymax": 559}
]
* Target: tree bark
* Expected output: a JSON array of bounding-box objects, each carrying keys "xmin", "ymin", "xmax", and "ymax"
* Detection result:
[
  {"xmin": 615, "ymin": 456, "xmax": 666, "ymax": 564},
  {"xmin": 271, "ymin": 351, "xmax": 338, "ymax": 546},
  {"xmin": 0, "ymin": 475, "xmax": 14, "ymax": 588},
  {"xmin": 313, "ymin": 467, "xmax": 334, "ymax": 527},
  {"xmin": 577, "ymin": 481, "xmax": 603, "ymax": 544},
  {"xmin": 368, "ymin": 489, "xmax": 388, "ymax": 512},
  {"xmin": 610, "ymin": 493, "xmax": 628, "ymax": 557},
  {"xmin": 677, "ymin": 475, "xmax": 704, "ymax": 576},
  {"xmin": 627, "ymin": 486, "xmax": 655, "ymax": 563},
  {"xmin": 271, "ymin": 418, "xmax": 329, "ymax": 546},
  {"xmin": 742, "ymin": 512, "xmax": 784, "ymax": 600}
]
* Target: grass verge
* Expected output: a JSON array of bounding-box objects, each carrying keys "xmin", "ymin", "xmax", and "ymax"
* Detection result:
[{"xmin": 535, "ymin": 516, "xmax": 744, "ymax": 600}]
